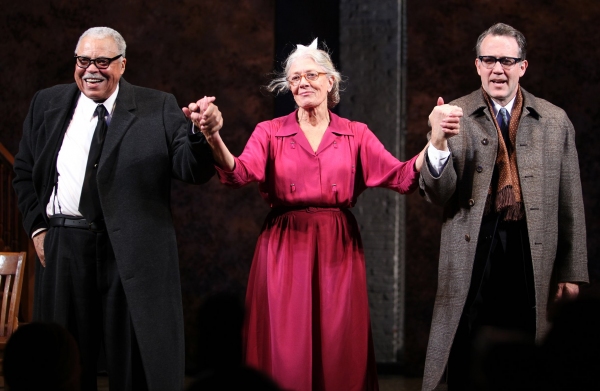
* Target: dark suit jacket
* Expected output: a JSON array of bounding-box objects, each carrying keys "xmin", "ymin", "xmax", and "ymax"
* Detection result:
[
  {"xmin": 13, "ymin": 78, "xmax": 215, "ymax": 390},
  {"xmin": 419, "ymin": 87, "xmax": 588, "ymax": 391}
]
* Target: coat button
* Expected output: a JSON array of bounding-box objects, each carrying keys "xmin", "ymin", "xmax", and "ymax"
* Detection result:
[
  {"xmin": 476, "ymin": 165, "xmax": 483, "ymax": 173},
  {"xmin": 468, "ymin": 198, "xmax": 475, "ymax": 206},
  {"xmin": 481, "ymin": 138, "xmax": 489, "ymax": 145},
  {"xmin": 465, "ymin": 234, "xmax": 471, "ymax": 242}
]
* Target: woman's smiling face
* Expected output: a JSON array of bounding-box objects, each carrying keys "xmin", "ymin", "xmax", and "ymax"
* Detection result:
[{"xmin": 288, "ymin": 56, "xmax": 332, "ymax": 111}]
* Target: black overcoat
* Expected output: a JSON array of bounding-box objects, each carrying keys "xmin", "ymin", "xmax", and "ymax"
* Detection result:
[{"xmin": 13, "ymin": 78, "xmax": 215, "ymax": 390}]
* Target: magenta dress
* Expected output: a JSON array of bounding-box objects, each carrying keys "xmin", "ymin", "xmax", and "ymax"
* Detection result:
[{"xmin": 216, "ymin": 111, "xmax": 419, "ymax": 391}]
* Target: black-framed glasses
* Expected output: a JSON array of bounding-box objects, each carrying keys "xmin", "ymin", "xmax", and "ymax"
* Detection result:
[
  {"xmin": 288, "ymin": 72, "xmax": 327, "ymax": 86},
  {"xmin": 74, "ymin": 54, "xmax": 123, "ymax": 69},
  {"xmin": 477, "ymin": 56, "xmax": 522, "ymax": 69}
]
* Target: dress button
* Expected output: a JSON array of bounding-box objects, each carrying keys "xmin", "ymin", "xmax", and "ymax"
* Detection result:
[
  {"xmin": 481, "ymin": 138, "xmax": 489, "ymax": 145},
  {"xmin": 465, "ymin": 234, "xmax": 471, "ymax": 242},
  {"xmin": 468, "ymin": 198, "xmax": 475, "ymax": 206},
  {"xmin": 476, "ymin": 166, "xmax": 483, "ymax": 173}
]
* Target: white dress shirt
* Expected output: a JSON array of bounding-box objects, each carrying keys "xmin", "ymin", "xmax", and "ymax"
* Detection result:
[{"xmin": 45, "ymin": 87, "xmax": 119, "ymax": 218}]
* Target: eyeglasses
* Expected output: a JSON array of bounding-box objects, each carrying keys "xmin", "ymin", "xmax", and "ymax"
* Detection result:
[
  {"xmin": 74, "ymin": 54, "xmax": 123, "ymax": 69},
  {"xmin": 477, "ymin": 56, "xmax": 522, "ymax": 69},
  {"xmin": 288, "ymin": 72, "xmax": 327, "ymax": 86}
]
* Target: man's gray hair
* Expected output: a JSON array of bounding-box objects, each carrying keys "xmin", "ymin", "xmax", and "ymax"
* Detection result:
[
  {"xmin": 475, "ymin": 23, "xmax": 527, "ymax": 60},
  {"xmin": 267, "ymin": 42, "xmax": 342, "ymax": 108},
  {"xmin": 75, "ymin": 27, "xmax": 127, "ymax": 58}
]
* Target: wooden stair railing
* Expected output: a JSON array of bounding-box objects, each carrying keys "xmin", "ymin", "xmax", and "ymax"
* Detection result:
[{"xmin": 0, "ymin": 142, "xmax": 34, "ymax": 322}]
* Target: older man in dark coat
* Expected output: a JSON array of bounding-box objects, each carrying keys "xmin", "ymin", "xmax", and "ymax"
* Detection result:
[
  {"xmin": 13, "ymin": 27, "xmax": 222, "ymax": 391},
  {"xmin": 420, "ymin": 23, "xmax": 588, "ymax": 390}
]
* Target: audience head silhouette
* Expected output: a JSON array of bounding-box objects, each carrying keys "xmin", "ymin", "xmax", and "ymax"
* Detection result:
[
  {"xmin": 3, "ymin": 322, "xmax": 81, "ymax": 391},
  {"xmin": 187, "ymin": 293, "xmax": 282, "ymax": 391}
]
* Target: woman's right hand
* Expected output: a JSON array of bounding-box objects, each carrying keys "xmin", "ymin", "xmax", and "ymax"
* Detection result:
[{"xmin": 428, "ymin": 97, "xmax": 462, "ymax": 151}]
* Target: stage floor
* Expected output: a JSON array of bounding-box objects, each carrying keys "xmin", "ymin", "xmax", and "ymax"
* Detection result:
[{"xmin": 95, "ymin": 374, "xmax": 423, "ymax": 390}]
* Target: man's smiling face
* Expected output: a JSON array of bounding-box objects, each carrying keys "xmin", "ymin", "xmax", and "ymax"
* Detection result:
[{"xmin": 74, "ymin": 36, "xmax": 126, "ymax": 102}]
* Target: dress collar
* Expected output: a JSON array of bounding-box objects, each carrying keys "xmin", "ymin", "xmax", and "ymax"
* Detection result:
[{"xmin": 276, "ymin": 110, "xmax": 353, "ymax": 137}]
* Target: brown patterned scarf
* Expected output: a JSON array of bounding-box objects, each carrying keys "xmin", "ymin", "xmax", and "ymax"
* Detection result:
[{"xmin": 482, "ymin": 86, "xmax": 525, "ymax": 221}]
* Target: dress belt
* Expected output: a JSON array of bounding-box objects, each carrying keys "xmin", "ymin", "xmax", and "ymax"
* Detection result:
[
  {"xmin": 49, "ymin": 215, "xmax": 106, "ymax": 232},
  {"xmin": 272, "ymin": 206, "xmax": 343, "ymax": 213}
]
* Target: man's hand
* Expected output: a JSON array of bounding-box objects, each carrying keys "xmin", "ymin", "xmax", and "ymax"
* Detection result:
[
  {"xmin": 182, "ymin": 96, "xmax": 223, "ymax": 138},
  {"xmin": 429, "ymin": 97, "xmax": 463, "ymax": 151},
  {"xmin": 554, "ymin": 282, "xmax": 579, "ymax": 301},
  {"xmin": 33, "ymin": 231, "xmax": 47, "ymax": 267}
]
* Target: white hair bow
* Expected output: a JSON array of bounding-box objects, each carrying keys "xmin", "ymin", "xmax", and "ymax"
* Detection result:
[{"xmin": 296, "ymin": 38, "xmax": 318, "ymax": 51}]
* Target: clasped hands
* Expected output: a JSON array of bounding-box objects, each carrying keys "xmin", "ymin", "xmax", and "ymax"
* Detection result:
[
  {"xmin": 182, "ymin": 96, "xmax": 223, "ymax": 139},
  {"xmin": 429, "ymin": 97, "xmax": 463, "ymax": 151}
]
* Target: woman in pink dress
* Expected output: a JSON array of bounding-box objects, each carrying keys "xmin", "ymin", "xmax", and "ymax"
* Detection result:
[{"xmin": 184, "ymin": 39, "xmax": 461, "ymax": 391}]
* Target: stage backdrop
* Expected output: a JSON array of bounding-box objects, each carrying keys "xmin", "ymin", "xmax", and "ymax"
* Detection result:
[
  {"xmin": 0, "ymin": 0, "xmax": 275, "ymax": 369},
  {"xmin": 1, "ymin": 0, "xmax": 598, "ymax": 377}
]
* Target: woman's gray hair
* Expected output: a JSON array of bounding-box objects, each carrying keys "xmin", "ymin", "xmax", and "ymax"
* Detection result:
[
  {"xmin": 267, "ymin": 41, "xmax": 342, "ymax": 108},
  {"xmin": 475, "ymin": 23, "xmax": 527, "ymax": 60},
  {"xmin": 75, "ymin": 27, "xmax": 127, "ymax": 58}
]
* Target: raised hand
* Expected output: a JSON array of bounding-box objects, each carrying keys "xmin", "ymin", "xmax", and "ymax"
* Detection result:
[
  {"xmin": 182, "ymin": 96, "xmax": 223, "ymax": 137},
  {"xmin": 429, "ymin": 97, "xmax": 463, "ymax": 151},
  {"xmin": 183, "ymin": 96, "xmax": 233, "ymax": 170}
]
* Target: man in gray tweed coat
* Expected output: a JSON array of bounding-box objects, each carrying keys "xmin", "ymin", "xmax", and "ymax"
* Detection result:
[{"xmin": 420, "ymin": 23, "xmax": 588, "ymax": 390}]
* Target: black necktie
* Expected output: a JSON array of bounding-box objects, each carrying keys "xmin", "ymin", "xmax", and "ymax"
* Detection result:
[
  {"xmin": 79, "ymin": 104, "xmax": 108, "ymax": 222},
  {"xmin": 498, "ymin": 107, "xmax": 510, "ymax": 147}
]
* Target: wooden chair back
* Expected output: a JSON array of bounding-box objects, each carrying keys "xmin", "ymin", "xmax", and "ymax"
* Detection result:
[
  {"xmin": 0, "ymin": 252, "xmax": 26, "ymax": 339},
  {"xmin": 1, "ymin": 142, "xmax": 35, "ymax": 323}
]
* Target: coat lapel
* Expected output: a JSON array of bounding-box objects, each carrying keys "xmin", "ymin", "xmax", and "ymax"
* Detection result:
[
  {"xmin": 515, "ymin": 88, "xmax": 542, "ymax": 147},
  {"xmin": 465, "ymin": 91, "xmax": 498, "ymax": 139},
  {"xmin": 471, "ymin": 108, "xmax": 497, "ymax": 139},
  {"xmin": 32, "ymin": 84, "xmax": 80, "ymax": 203},
  {"xmin": 98, "ymin": 79, "xmax": 136, "ymax": 177}
]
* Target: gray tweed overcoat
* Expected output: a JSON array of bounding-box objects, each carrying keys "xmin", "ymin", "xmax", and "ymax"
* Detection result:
[{"xmin": 419, "ymin": 87, "xmax": 588, "ymax": 391}]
